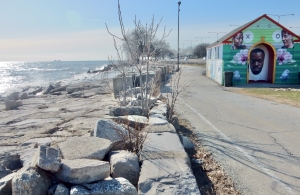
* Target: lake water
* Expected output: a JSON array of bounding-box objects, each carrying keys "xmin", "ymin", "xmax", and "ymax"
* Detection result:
[{"xmin": 0, "ymin": 60, "xmax": 117, "ymax": 97}]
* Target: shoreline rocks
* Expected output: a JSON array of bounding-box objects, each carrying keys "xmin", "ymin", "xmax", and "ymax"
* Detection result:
[
  {"xmin": 0, "ymin": 66, "xmax": 201, "ymax": 194},
  {"xmin": 55, "ymin": 159, "xmax": 110, "ymax": 184}
]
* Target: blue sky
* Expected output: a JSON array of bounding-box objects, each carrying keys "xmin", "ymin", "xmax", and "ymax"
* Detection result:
[{"xmin": 0, "ymin": 0, "xmax": 300, "ymax": 61}]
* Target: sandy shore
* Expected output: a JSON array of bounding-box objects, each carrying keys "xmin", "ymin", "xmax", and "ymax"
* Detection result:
[{"xmin": 0, "ymin": 80, "xmax": 119, "ymax": 167}]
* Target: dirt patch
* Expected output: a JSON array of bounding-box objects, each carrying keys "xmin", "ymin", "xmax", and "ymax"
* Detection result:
[{"xmin": 177, "ymin": 117, "xmax": 241, "ymax": 195}]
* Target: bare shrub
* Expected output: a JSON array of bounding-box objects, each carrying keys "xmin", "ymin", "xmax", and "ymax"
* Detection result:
[
  {"xmin": 164, "ymin": 66, "xmax": 193, "ymax": 121},
  {"xmin": 112, "ymin": 116, "xmax": 148, "ymax": 155}
]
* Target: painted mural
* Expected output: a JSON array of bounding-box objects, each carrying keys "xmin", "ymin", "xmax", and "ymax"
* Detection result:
[{"xmin": 222, "ymin": 16, "xmax": 300, "ymax": 85}]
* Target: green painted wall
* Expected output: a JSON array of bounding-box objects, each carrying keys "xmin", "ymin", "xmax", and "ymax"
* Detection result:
[
  {"xmin": 223, "ymin": 45, "xmax": 247, "ymax": 85},
  {"xmin": 274, "ymin": 44, "xmax": 300, "ymax": 84}
]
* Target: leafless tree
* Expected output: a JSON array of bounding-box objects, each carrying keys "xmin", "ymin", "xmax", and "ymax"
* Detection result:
[{"xmin": 106, "ymin": 0, "xmax": 171, "ymax": 114}]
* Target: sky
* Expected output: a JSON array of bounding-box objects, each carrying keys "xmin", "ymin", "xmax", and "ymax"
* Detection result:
[{"xmin": 1, "ymin": 0, "xmax": 300, "ymax": 61}]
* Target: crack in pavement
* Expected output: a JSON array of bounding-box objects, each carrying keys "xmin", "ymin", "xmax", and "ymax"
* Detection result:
[{"xmin": 269, "ymin": 133, "xmax": 294, "ymax": 157}]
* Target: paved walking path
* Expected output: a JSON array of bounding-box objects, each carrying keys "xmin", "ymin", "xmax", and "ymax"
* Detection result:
[{"xmin": 171, "ymin": 65, "xmax": 300, "ymax": 195}]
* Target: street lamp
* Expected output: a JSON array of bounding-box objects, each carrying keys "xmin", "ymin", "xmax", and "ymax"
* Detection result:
[
  {"xmin": 177, "ymin": 1, "xmax": 181, "ymax": 71},
  {"xmin": 209, "ymin": 32, "xmax": 226, "ymax": 42},
  {"xmin": 180, "ymin": 43, "xmax": 186, "ymax": 56},
  {"xmin": 267, "ymin": 14, "xmax": 294, "ymax": 23},
  {"xmin": 195, "ymin": 37, "xmax": 209, "ymax": 44},
  {"xmin": 185, "ymin": 40, "xmax": 198, "ymax": 49}
]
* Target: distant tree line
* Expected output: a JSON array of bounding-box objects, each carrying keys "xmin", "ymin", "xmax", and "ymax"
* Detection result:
[{"xmin": 193, "ymin": 43, "xmax": 210, "ymax": 58}]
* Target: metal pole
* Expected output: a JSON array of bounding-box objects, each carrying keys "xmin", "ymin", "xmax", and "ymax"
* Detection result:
[{"xmin": 177, "ymin": 1, "xmax": 181, "ymax": 71}]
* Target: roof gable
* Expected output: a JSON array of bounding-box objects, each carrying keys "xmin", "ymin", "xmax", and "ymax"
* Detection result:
[{"xmin": 208, "ymin": 14, "xmax": 300, "ymax": 48}]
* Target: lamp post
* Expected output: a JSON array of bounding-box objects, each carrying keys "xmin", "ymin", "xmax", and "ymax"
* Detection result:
[
  {"xmin": 209, "ymin": 32, "xmax": 226, "ymax": 42},
  {"xmin": 177, "ymin": 1, "xmax": 181, "ymax": 71},
  {"xmin": 267, "ymin": 14, "xmax": 294, "ymax": 23},
  {"xmin": 185, "ymin": 40, "xmax": 198, "ymax": 49},
  {"xmin": 180, "ymin": 43, "xmax": 186, "ymax": 57},
  {"xmin": 194, "ymin": 37, "xmax": 209, "ymax": 44}
]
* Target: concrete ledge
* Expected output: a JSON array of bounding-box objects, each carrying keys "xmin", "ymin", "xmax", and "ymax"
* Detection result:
[
  {"xmin": 138, "ymin": 158, "xmax": 200, "ymax": 195},
  {"xmin": 142, "ymin": 123, "xmax": 176, "ymax": 133},
  {"xmin": 139, "ymin": 132, "xmax": 190, "ymax": 166}
]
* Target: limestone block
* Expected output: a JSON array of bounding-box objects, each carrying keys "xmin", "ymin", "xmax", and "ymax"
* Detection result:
[
  {"xmin": 54, "ymin": 183, "xmax": 69, "ymax": 195},
  {"xmin": 179, "ymin": 135, "xmax": 195, "ymax": 149},
  {"xmin": 157, "ymin": 104, "xmax": 168, "ymax": 112},
  {"xmin": 52, "ymin": 92, "xmax": 62, "ymax": 96},
  {"xmin": 66, "ymin": 86, "xmax": 83, "ymax": 94},
  {"xmin": 142, "ymin": 123, "xmax": 176, "ymax": 133},
  {"xmin": 20, "ymin": 92, "xmax": 28, "ymax": 100},
  {"xmin": 94, "ymin": 119, "xmax": 127, "ymax": 143},
  {"xmin": 149, "ymin": 107, "xmax": 166, "ymax": 116},
  {"xmin": 48, "ymin": 183, "xmax": 69, "ymax": 195},
  {"xmin": 55, "ymin": 159, "xmax": 110, "ymax": 184},
  {"xmin": 12, "ymin": 166, "xmax": 51, "ymax": 195},
  {"xmin": 8, "ymin": 92, "xmax": 19, "ymax": 100},
  {"xmin": 32, "ymin": 145, "xmax": 61, "ymax": 172},
  {"xmin": 140, "ymin": 132, "xmax": 190, "ymax": 166},
  {"xmin": 19, "ymin": 147, "xmax": 38, "ymax": 168},
  {"xmin": 70, "ymin": 177, "xmax": 137, "ymax": 195},
  {"xmin": 49, "ymin": 86, "xmax": 66, "ymax": 94},
  {"xmin": 134, "ymin": 74, "xmax": 146, "ymax": 87},
  {"xmin": 43, "ymin": 85, "xmax": 54, "ymax": 94},
  {"xmin": 109, "ymin": 106, "xmax": 144, "ymax": 116},
  {"xmin": 32, "ymin": 87, "xmax": 43, "ymax": 95},
  {"xmin": 148, "ymin": 116, "xmax": 168, "ymax": 125},
  {"xmin": 58, "ymin": 136, "xmax": 113, "ymax": 160},
  {"xmin": 138, "ymin": 159, "xmax": 200, "ymax": 195},
  {"xmin": 113, "ymin": 115, "xmax": 148, "ymax": 129},
  {"xmin": 113, "ymin": 76, "xmax": 133, "ymax": 97},
  {"xmin": 149, "ymin": 113, "xmax": 167, "ymax": 120},
  {"xmin": 110, "ymin": 150, "xmax": 140, "ymax": 185},
  {"xmin": 69, "ymin": 91, "xmax": 82, "ymax": 98},
  {"xmin": 149, "ymin": 97, "xmax": 157, "ymax": 105},
  {"xmin": 5, "ymin": 100, "xmax": 17, "ymax": 110},
  {"xmin": 0, "ymin": 172, "xmax": 16, "ymax": 195},
  {"xmin": 16, "ymin": 100, "xmax": 22, "ymax": 106}
]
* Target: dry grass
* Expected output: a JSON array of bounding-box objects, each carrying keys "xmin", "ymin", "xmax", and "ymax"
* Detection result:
[
  {"xmin": 177, "ymin": 118, "xmax": 240, "ymax": 195},
  {"xmin": 227, "ymin": 88, "xmax": 300, "ymax": 108}
]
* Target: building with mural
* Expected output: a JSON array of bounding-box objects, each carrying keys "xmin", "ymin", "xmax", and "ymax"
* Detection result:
[{"xmin": 206, "ymin": 14, "xmax": 300, "ymax": 85}]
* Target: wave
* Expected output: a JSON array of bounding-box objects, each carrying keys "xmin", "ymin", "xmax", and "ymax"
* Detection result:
[{"xmin": 0, "ymin": 60, "xmax": 110, "ymax": 97}]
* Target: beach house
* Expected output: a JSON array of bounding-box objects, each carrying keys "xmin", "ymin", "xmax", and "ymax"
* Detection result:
[{"xmin": 206, "ymin": 14, "xmax": 300, "ymax": 86}]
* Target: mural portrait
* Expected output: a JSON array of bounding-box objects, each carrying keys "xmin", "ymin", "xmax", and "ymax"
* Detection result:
[
  {"xmin": 231, "ymin": 32, "xmax": 246, "ymax": 50},
  {"xmin": 281, "ymin": 30, "xmax": 294, "ymax": 49},
  {"xmin": 249, "ymin": 46, "xmax": 269, "ymax": 81}
]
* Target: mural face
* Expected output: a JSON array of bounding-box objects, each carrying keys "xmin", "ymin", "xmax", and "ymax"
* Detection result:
[
  {"xmin": 249, "ymin": 45, "xmax": 269, "ymax": 81},
  {"xmin": 250, "ymin": 48, "xmax": 265, "ymax": 75},
  {"xmin": 281, "ymin": 30, "xmax": 294, "ymax": 48},
  {"xmin": 231, "ymin": 32, "xmax": 246, "ymax": 49}
]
